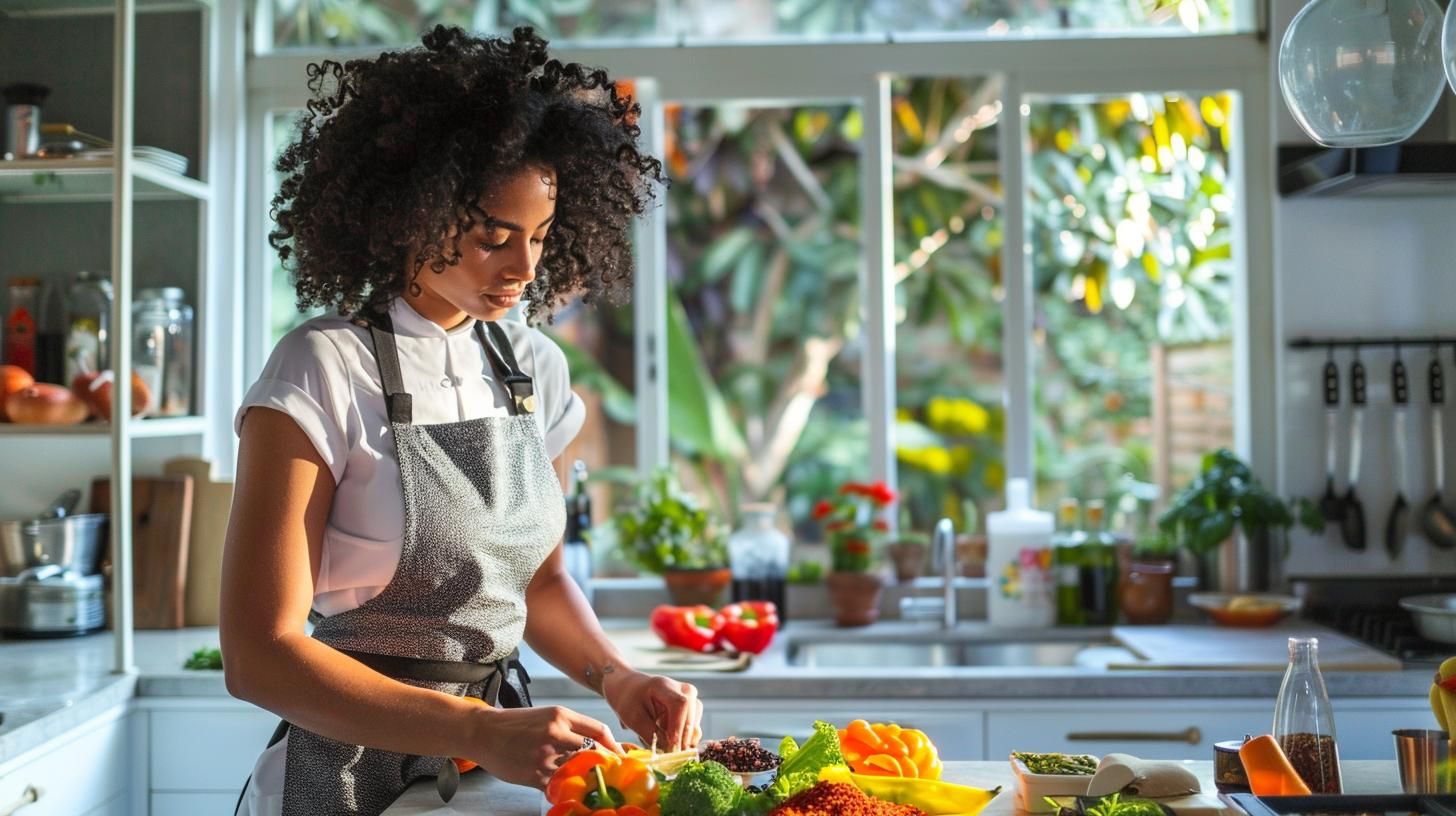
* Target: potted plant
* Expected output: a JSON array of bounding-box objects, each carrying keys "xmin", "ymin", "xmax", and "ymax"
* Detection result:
[
  {"xmin": 813, "ymin": 480, "xmax": 897, "ymax": 626},
  {"xmin": 1158, "ymin": 448, "xmax": 1319, "ymax": 592},
  {"xmin": 885, "ymin": 508, "xmax": 928, "ymax": 583},
  {"xmin": 595, "ymin": 469, "xmax": 731, "ymax": 606}
]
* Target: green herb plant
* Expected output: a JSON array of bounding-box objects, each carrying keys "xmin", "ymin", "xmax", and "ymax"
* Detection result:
[
  {"xmin": 183, "ymin": 647, "xmax": 223, "ymax": 671},
  {"xmin": 591, "ymin": 469, "xmax": 728, "ymax": 574},
  {"xmin": 1158, "ymin": 448, "xmax": 1322, "ymax": 557}
]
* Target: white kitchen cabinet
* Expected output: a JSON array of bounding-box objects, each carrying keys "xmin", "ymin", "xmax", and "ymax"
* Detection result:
[
  {"xmin": 151, "ymin": 791, "xmax": 242, "ymax": 815},
  {"xmin": 0, "ymin": 706, "xmax": 137, "ymax": 816},
  {"xmin": 144, "ymin": 699, "xmax": 279, "ymax": 795},
  {"xmin": 705, "ymin": 700, "xmax": 986, "ymax": 760},
  {"xmin": 985, "ymin": 702, "xmax": 1270, "ymax": 760},
  {"xmin": 1334, "ymin": 700, "xmax": 1426, "ymax": 760}
]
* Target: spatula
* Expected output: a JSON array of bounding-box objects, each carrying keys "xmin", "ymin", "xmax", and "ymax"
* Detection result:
[{"xmin": 1422, "ymin": 353, "xmax": 1456, "ymax": 549}]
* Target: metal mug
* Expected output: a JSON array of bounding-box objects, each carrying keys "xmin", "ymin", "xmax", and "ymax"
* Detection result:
[{"xmin": 1393, "ymin": 729, "xmax": 1456, "ymax": 793}]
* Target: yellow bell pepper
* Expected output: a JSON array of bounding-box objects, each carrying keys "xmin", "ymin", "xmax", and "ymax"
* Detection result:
[
  {"xmin": 819, "ymin": 764, "xmax": 1001, "ymax": 816},
  {"xmin": 838, "ymin": 719, "xmax": 944, "ymax": 779}
]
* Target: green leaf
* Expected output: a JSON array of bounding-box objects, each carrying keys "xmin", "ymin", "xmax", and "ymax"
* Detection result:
[
  {"xmin": 699, "ymin": 227, "xmax": 757, "ymax": 285},
  {"xmin": 666, "ymin": 296, "xmax": 746, "ymax": 461}
]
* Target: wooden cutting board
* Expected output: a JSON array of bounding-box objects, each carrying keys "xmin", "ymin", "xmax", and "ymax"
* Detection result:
[
  {"xmin": 608, "ymin": 628, "xmax": 754, "ymax": 673},
  {"xmin": 1109, "ymin": 624, "xmax": 1402, "ymax": 671},
  {"xmin": 164, "ymin": 457, "xmax": 233, "ymax": 627},
  {"xmin": 93, "ymin": 474, "xmax": 194, "ymax": 629}
]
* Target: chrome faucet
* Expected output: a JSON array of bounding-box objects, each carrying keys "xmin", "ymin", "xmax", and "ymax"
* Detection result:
[{"xmin": 934, "ymin": 517, "xmax": 957, "ymax": 628}]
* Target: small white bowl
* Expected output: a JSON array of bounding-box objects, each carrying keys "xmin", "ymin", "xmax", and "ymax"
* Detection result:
[{"xmin": 1010, "ymin": 754, "xmax": 1096, "ymax": 813}]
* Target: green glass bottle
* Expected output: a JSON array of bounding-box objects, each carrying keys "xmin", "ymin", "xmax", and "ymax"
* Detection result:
[
  {"xmin": 1080, "ymin": 500, "xmax": 1119, "ymax": 625},
  {"xmin": 1053, "ymin": 498, "xmax": 1084, "ymax": 625}
]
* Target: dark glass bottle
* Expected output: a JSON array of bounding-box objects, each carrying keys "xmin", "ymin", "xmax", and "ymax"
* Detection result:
[
  {"xmin": 563, "ymin": 460, "xmax": 593, "ymax": 605},
  {"xmin": 1053, "ymin": 498, "xmax": 1084, "ymax": 625}
]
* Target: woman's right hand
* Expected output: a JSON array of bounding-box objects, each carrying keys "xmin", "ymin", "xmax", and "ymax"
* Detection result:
[{"xmin": 464, "ymin": 705, "xmax": 622, "ymax": 789}]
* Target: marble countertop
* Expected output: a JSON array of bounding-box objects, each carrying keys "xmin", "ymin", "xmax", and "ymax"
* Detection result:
[
  {"xmin": 383, "ymin": 760, "xmax": 1403, "ymax": 815},
  {"xmin": 0, "ymin": 621, "xmax": 1433, "ymax": 765}
]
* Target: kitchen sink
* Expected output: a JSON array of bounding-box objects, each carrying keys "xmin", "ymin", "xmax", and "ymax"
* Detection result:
[{"xmin": 785, "ymin": 635, "xmax": 1126, "ymax": 669}]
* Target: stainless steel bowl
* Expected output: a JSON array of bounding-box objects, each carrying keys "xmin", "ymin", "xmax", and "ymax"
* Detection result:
[
  {"xmin": 1394, "ymin": 729, "xmax": 1456, "ymax": 793},
  {"xmin": 0, "ymin": 514, "xmax": 106, "ymax": 577},
  {"xmin": 1400, "ymin": 594, "xmax": 1456, "ymax": 644}
]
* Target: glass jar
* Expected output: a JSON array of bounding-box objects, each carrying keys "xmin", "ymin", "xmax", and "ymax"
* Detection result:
[
  {"xmin": 4, "ymin": 276, "xmax": 41, "ymax": 375},
  {"xmin": 64, "ymin": 271, "xmax": 112, "ymax": 385},
  {"xmin": 1119, "ymin": 559, "xmax": 1174, "ymax": 625},
  {"xmin": 1273, "ymin": 637, "xmax": 1343, "ymax": 793},
  {"xmin": 727, "ymin": 503, "xmax": 789, "ymax": 618},
  {"xmin": 132, "ymin": 287, "xmax": 194, "ymax": 417}
]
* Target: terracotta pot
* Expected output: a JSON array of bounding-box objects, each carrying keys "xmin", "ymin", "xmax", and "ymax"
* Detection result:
[
  {"xmin": 887, "ymin": 541, "xmax": 928, "ymax": 583},
  {"xmin": 662, "ymin": 566, "xmax": 731, "ymax": 607},
  {"xmin": 956, "ymin": 534, "xmax": 988, "ymax": 578},
  {"xmin": 826, "ymin": 571, "xmax": 885, "ymax": 627},
  {"xmin": 1120, "ymin": 558, "xmax": 1175, "ymax": 625}
]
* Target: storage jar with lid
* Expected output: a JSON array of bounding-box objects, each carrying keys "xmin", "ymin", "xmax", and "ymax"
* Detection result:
[
  {"xmin": 132, "ymin": 287, "xmax": 194, "ymax": 417},
  {"xmin": 64, "ymin": 271, "xmax": 112, "ymax": 385}
]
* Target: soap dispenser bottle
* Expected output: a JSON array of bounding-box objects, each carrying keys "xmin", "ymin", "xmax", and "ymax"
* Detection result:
[{"xmin": 985, "ymin": 478, "xmax": 1055, "ymax": 627}]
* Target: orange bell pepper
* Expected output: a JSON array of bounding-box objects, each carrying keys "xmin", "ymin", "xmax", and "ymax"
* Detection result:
[
  {"xmin": 838, "ymin": 719, "xmax": 944, "ymax": 780},
  {"xmin": 545, "ymin": 750, "xmax": 660, "ymax": 816}
]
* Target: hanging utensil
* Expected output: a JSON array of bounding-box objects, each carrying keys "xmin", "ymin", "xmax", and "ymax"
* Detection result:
[
  {"xmin": 1340, "ymin": 356, "xmax": 1367, "ymax": 551},
  {"xmin": 1386, "ymin": 353, "xmax": 1411, "ymax": 559},
  {"xmin": 1422, "ymin": 352, "xmax": 1456, "ymax": 549},
  {"xmin": 1319, "ymin": 355, "xmax": 1345, "ymax": 523}
]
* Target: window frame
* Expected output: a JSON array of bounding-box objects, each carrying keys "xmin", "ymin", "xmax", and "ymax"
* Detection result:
[{"xmin": 242, "ymin": 29, "xmax": 1277, "ymax": 500}]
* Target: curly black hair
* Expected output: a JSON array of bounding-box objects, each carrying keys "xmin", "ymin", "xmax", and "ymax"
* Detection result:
[{"xmin": 270, "ymin": 26, "xmax": 665, "ymax": 324}]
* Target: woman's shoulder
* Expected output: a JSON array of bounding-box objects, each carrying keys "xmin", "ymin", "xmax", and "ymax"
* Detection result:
[{"xmin": 262, "ymin": 313, "xmax": 371, "ymax": 377}]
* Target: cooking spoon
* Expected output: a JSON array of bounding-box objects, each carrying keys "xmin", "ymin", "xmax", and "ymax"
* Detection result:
[
  {"xmin": 1422, "ymin": 354, "xmax": 1456, "ymax": 549},
  {"xmin": 1319, "ymin": 357, "xmax": 1345, "ymax": 523},
  {"xmin": 1385, "ymin": 354, "xmax": 1410, "ymax": 559},
  {"xmin": 1340, "ymin": 357, "xmax": 1367, "ymax": 551}
]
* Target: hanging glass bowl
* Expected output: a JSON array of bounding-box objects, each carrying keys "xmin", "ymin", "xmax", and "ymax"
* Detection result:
[
  {"xmin": 1279, "ymin": 0, "xmax": 1446, "ymax": 147},
  {"xmin": 1443, "ymin": 0, "xmax": 1456, "ymax": 95}
]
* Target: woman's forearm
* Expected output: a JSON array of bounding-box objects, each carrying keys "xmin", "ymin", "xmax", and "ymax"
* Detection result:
[
  {"xmin": 522, "ymin": 565, "xmax": 633, "ymax": 694},
  {"xmin": 225, "ymin": 631, "xmax": 494, "ymax": 758}
]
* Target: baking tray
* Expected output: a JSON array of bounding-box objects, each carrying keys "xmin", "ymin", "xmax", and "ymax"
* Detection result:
[{"xmin": 1227, "ymin": 793, "xmax": 1456, "ymax": 816}]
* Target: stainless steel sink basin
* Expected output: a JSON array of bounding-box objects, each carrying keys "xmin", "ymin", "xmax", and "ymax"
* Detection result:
[{"xmin": 786, "ymin": 637, "xmax": 1117, "ymax": 668}]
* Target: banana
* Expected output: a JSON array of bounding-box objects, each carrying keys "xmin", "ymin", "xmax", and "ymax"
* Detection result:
[{"xmin": 1429, "ymin": 657, "xmax": 1456, "ymax": 733}]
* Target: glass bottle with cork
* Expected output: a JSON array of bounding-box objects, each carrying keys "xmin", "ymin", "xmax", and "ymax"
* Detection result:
[
  {"xmin": 1078, "ymin": 499, "xmax": 1119, "ymax": 625},
  {"xmin": 1273, "ymin": 636, "xmax": 1342, "ymax": 793}
]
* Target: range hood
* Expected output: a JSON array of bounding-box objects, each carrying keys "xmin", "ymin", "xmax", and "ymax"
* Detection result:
[{"xmin": 1278, "ymin": 95, "xmax": 1456, "ymax": 198}]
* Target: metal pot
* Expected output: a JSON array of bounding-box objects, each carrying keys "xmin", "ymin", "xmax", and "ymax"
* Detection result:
[
  {"xmin": 1400, "ymin": 594, "xmax": 1456, "ymax": 644},
  {"xmin": 0, "ymin": 514, "xmax": 106, "ymax": 577}
]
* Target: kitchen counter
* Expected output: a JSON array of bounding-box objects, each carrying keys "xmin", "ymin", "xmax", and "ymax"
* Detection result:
[
  {"xmin": 383, "ymin": 760, "xmax": 1402, "ymax": 815},
  {"xmin": 0, "ymin": 621, "xmax": 1434, "ymax": 764}
]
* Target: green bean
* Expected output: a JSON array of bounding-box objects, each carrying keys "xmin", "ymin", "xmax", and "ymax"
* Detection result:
[{"xmin": 1013, "ymin": 751, "xmax": 1099, "ymax": 776}]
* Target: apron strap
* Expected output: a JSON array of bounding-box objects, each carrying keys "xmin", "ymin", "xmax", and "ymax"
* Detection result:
[
  {"xmin": 475, "ymin": 321, "xmax": 536, "ymax": 416},
  {"xmin": 361, "ymin": 310, "xmax": 414, "ymax": 425}
]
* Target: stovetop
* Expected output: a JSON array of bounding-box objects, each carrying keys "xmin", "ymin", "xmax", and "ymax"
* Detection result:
[{"xmin": 1291, "ymin": 575, "xmax": 1456, "ymax": 669}]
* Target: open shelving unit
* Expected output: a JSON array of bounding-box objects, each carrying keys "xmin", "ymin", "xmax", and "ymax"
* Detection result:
[{"xmin": 0, "ymin": 0, "xmax": 226, "ymax": 674}]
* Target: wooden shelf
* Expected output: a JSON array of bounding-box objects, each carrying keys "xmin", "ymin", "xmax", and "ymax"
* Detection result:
[
  {"xmin": 0, "ymin": 0, "xmax": 210, "ymax": 17},
  {"xmin": 0, "ymin": 159, "xmax": 209, "ymax": 203},
  {"xmin": 0, "ymin": 415, "xmax": 208, "ymax": 438}
]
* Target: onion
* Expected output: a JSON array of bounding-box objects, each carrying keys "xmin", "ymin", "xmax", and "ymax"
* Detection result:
[
  {"xmin": 6, "ymin": 383, "xmax": 88, "ymax": 425},
  {"xmin": 82, "ymin": 370, "xmax": 152, "ymax": 419}
]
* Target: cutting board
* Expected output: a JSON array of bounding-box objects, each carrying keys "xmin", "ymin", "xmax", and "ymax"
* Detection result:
[
  {"xmin": 164, "ymin": 457, "xmax": 233, "ymax": 626},
  {"xmin": 93, "ymin": 474, "xmax": 194, "ymax": 629},
  {"xmin": 1110, "ymin": 624, "xmax": 1402, "ymax": 671},
  {"xmin": 608, "ymin": 628, "xmax": 753, "ymax": 673}
]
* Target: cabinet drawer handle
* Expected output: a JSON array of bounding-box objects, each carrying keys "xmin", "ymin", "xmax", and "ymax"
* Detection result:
[
  {"xmin": 0, "ymin": 785, "xmax": 42, "ymax": 816},
  {"xmin": 1066, "ymin": 727, "xmax": 1202, "ymax": 745}
]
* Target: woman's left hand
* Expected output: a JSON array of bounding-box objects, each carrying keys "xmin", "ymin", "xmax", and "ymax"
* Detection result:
[{"xmin": 602, "ymin": 669, "xmax": 703, "ymax": 752}]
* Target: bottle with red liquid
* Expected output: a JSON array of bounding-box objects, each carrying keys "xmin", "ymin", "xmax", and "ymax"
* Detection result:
[
  {"xmin": 4, "ymin": 277, "xmax": 41, "ymax": 375},
  {"xmin": 1273, "ymin": 636, "xmax": 1342, "ymax": 793}
]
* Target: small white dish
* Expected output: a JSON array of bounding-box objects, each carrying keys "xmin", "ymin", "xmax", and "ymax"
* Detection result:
[{"xmin": 1010, "ymin": 753, "xmax": 1097, "ymax": 813}]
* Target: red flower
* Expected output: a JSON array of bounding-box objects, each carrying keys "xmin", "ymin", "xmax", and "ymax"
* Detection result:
[
  {"xmin": 872, "ymin": 519, "xmax": 889, "ymax": 532},
  {"xmin": 812, "ymin": 499, "xmax": 835, "ymax": 520},
  {"xmin": 844, "ymin": 539, "xmax": 871, "ymax": 555},
  {"xmin": 867, "ymin": 481, "xmax": 897, "ymax": 505},
  {"xmin": 825, "ymin": 520, "xmax": 852, "ymax": 532}
]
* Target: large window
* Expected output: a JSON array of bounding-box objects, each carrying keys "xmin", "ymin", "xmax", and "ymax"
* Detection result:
[
  {"xmin": 247, "ymin": 2, "xmax": 1271, "ymax": 566},
  {"xmin": 1028, "ymin": 92, "xmax": 1238, "ymax": 510},
  {"xmin": 261, "ymin": 0, "xmax": 1249, "ymax": 50}
]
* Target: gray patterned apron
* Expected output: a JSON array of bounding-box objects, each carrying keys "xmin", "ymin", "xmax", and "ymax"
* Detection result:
[{"xmin": 240, "ymin": 311, "xmax": 565, "ymax": 816}]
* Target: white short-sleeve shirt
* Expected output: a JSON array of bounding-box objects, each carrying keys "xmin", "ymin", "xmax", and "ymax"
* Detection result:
[{"xmin": 234, "ymin": 297, "xmax": 585, "ymax": 617}]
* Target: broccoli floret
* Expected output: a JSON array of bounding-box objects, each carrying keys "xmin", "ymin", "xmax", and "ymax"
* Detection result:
[
  {"xmin": 660, "ymin": 760, "xmax": 743, "ymax": 816},
  {"xmin": 773, "ymin": 721, "xmax": 845, "ymax": 779}
]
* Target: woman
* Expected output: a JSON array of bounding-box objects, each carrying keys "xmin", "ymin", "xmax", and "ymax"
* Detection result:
[{"xmin": 221, "ymin": 26, "xmax": 696, "ymax": 816}]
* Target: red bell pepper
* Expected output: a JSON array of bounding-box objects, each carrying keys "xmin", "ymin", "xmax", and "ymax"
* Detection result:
[
  {"xmin": 649, "ymin": 604, "xmax": 722, "ymax": 653},
  {"xmin": 716, "ymin": 601, "xmax": 779, "ymax": 655}
]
